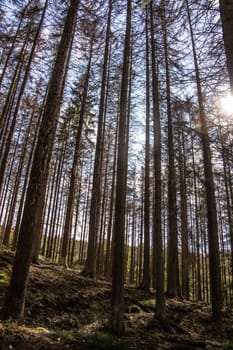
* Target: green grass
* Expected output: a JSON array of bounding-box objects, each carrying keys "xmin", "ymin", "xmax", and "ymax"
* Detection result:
[{"xmin": 51, "ymin": 329, "xmax": 76, "ymax": 343}]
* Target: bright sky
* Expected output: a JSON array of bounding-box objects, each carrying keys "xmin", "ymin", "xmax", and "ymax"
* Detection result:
[{"xmin": 220, "ymin": 95, "xmax": 233, "ymax": 116}]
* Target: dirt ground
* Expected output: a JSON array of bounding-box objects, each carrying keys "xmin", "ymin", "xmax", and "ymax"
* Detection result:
[{"xmin": 0, "ymin": 250, "xmax": 232, "ymax": 349}]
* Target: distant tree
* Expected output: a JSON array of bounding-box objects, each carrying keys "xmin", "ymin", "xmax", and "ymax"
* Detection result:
[
  {"xmin": 221, "ymin": 137, "xmax": 233, "ymax": 280},
  {"xmin": 1, "ymin": 97, "xmax": 39, "ymax": 248},
  {"xmin": 44, "ymin": 139, "xmax": 67, "ymax": 260},
  {"xmin": 0, "ymin": 0, "xmax": 48, "ymax": 193},
  {"xmin": 0, "ymin": 1, "xmax": 31, "ymax": 91}
]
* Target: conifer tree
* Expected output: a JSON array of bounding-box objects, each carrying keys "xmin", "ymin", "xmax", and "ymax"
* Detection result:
[
  {"xmin": 219, "ymin": 0, "xmax": 233, "ymax": 93},
  {"xmin": 111, "ymin": 0, "xmax": 131, "ymax": 335},
  {"xmin": 0, "ymin": 0, "xmax": 80, "ymax": 322}
]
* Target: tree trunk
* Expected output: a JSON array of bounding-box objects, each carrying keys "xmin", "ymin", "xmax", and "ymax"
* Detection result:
[
  {"xmin": 150, "ymin": 1, "xmax": 165, "ymax": 320},
  {"xmin": 186, "ymin": 0, "xmax": 222, "ymax": 322},
  {"xmin": 12, "ymin": 101, "xmax": 43, "ymax": 251},
  {"xmin": 83, "ymin": 0, "xmax": 112, "ymax": 277},
  {"xmin": 161, "ymin": 2, "xmax": 179, "ymax": 298},
  {"xmin": 219, "ymin": 0, "xmax": 233, "ymax": 93},
  {"xmin": 0, "ymin": 0, "xmax": 79, "ymax": 322},
  {"xmin": 110, "ymin": 0, "xmax": 131, "ymax": 335},
  {"xmin": 220, "ymin": 133, "xmax": 233, "ymax": 281},
  {"xmin": 2, "ymin": 106, "xmax": 35, "ymax": 248},
  {"xmin": 141, "ymin": 6, "xmax": 151, "ymax": 292},
  {"xmin": 61, "ymin": 35, "xmax": 94, "ymax": 267},
  {"xmin": 104, "ymin": 123, "xmax": 117, "ymax": 278},
  {"xmin": 191, "ymin": 132, "xmax": 202, "ymax": 300},
  {"xmin": 177, "ymin": 120, "xmax": 189, "ymax": 300}
]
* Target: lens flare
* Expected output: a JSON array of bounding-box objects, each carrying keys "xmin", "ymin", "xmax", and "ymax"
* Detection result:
[{"xmin": 220, "ymin": 95, "xmax": 233, "ymax": 116}]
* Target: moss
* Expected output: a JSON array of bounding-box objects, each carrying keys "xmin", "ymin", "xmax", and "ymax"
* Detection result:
[
  {"xmin": 0, "ymin": 272, "xmax": 9, "ymax": 286},
  {"xmin": 35, "ymin": 326, "xmax": 50, "ymax": 333},
  {"xmin": 51, "ymin": 329, "xmax": 76, "ymax": 343}
]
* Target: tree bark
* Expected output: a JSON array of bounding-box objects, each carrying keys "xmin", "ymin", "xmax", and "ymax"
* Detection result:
[
  {"xmin": 219, "ymin": 0, "xmax": 233, "ymax": 93},
  {"xmin": 161, "ymin": 1, "xmax": 179, "ymax": 298},
  {"xmin": 141, "ymin": 6, "xmax": 151, "ymax": 292},
  {"xmin": 83, "ymin": 0, "xmax": 112, "ymax": 277},
  {"xmin": 61, "ymin": 35, "xmax": 94, "ymax": 267},
  {"xmin": 0, "ymin": 0, "xmax": 79, "ymax": 322},
  {"xmin": 186, "ymin": 0, "xmax": 222, "ymax": 322},
  {"xmin": 150, "ymin": 1, "xmax": 165, "ymax": 319},
  {"xmin": 177, "ymin": 119, "xmax": 189, "ymax": 300},
  {"xmin": 111, "ymin": 0, "xmax": 131, "ymax": 335}
]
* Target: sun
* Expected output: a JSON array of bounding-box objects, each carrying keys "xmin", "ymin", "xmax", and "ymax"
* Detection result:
[{"xmin": 220, "ymin": 95, "xmax": 233, "ymax": 116}]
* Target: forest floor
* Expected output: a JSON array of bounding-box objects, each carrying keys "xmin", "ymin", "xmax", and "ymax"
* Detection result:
[{"xmin": 0, "ymin": 251, "xmax": 233, "ymax": 350}]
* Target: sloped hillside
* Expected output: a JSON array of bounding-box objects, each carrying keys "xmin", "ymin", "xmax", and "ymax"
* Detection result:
[{"xmin": 0, "ymin": 251, "xmax": 232, "ymax": 350}]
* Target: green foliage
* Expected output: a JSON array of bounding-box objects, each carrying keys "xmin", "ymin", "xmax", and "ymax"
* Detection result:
[
  {"xmin": 2, "ymin": 317, "xmax": 15, "ymax": 325},
  {"xmin": 0, "ymin": 272, "xmax": 9, "ymax": 286},
  {"xmin": 51, "ymin": 330, "xmax": 76, "ymax": 343}
]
